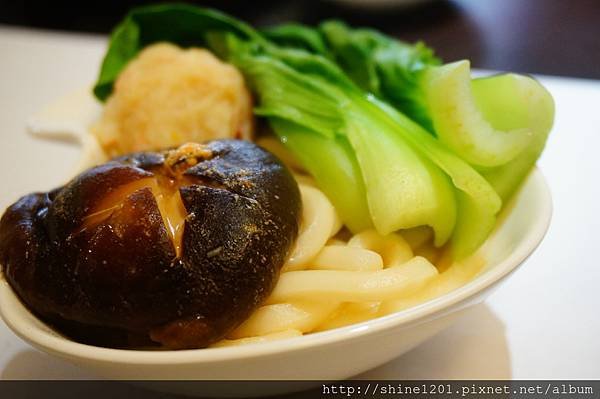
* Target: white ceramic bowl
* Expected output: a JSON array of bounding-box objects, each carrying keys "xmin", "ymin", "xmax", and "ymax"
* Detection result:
[{"xmin": 0, "ymin": 169, "xmax": 551, "ymax": 395}]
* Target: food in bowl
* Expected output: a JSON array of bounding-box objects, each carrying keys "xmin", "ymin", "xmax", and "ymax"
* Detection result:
[{"xmin": 0, "ymin": 3, "xmax": 554, "ymax": 350}]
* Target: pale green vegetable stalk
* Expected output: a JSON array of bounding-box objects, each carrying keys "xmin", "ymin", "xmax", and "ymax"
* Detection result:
[
  {"xmin": 269, "ymin": 119, "xmax": 373, "ymax": 232},
  {"xmin": 471, "ymin": 73, "xmax": 555, "ymax": 201},
  {"xmin": 424, "ymin": 61, "xmax": 535, "ymax": 167}
]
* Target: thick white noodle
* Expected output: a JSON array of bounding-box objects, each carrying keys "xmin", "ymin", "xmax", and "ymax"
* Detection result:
[
  {"xmin": 283, "ymin": 185, "xmax": 338, "ymax": 271},
  {"xmin": 308, "ymin": 245, "xmax": 384, "ymax": 271},
  {"xmin": 268, "ymin": 256, "xmax": 438, "ymax": 304},
  {"xmin": 315, "ymin": 302, "xmax": 381, "ymax": 332},
  {"xmin": 229, "ymin": 301, "xmax": 340, "ymax": 339},
  {"xmin": 348, "ymin": 230, "xmax": 414, "ymax": 267}
]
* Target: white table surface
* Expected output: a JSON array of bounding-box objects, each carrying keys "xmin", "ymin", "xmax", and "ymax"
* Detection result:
[{"xmin": 0, "ymin": 25, "xmax": 599, "ymax": 381}]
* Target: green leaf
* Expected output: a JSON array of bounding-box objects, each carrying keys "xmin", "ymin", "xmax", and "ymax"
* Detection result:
[
  {"xmin": 93, "ymin": 15, "xmax": 140, "ymax": 101},
  {"xmin": 319, "ymin": 20, "xmax": 440, "ymax": 131},
  {"xmin": 232, "ymin": 50, "xmax": 345, "ymax": 139},
  {"xmin": 263, "ymin": 20, "xmax": 441, "ymax": 132},
  {"xmin": 263, "ymin": 23, "xmax": 330, "ymax": 55}
]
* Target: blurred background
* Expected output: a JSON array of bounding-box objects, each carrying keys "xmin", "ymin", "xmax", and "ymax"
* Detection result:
[{"xmin": 0, "ymin": 0, "xmax": 599, "ymax": 79}]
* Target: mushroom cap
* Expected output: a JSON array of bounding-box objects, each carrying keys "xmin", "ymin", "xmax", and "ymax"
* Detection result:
[{"xmin": 0, "ymin": 140, "xmax": 301, "ymax": 349}]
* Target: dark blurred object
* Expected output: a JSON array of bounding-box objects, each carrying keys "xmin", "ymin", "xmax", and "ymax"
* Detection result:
[{"xmin": 1, "ymin": 0, "xmax": 599, "ymax": 79}]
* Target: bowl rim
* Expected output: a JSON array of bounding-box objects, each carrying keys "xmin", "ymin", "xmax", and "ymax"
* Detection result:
[{"xmin": 0, "ymin": 168, "xmax": 552, "ymax": 365}]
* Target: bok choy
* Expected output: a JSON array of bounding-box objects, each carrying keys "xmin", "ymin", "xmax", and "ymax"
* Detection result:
[
  {"xmin": 266, "ymin": 20, "xmax": 554, "ymax": 198},
  {"xmin": 93, "ymin": 3, "xmax": 553, "ymax": 259}
]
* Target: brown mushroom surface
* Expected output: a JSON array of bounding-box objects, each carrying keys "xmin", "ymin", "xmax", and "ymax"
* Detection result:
[{"xmin": 0, "ymin": 140, "xmax": 301, "ymax": 349}]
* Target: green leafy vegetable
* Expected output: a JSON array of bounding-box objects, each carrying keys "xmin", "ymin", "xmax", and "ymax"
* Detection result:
[
  {"xmin": 93, "ymin": 4, "xmax": 553, "ymax": 259},
  {"xmin": 264, "ymin": 20, "xmax": 554, "ymax": 194},
  {"xmin": 265, "ymin": 20, "xmax": 440, "ymax": 132},
  {"xmin": 261, "ymin": 23, "xmax": 329, "ymax": 55}
]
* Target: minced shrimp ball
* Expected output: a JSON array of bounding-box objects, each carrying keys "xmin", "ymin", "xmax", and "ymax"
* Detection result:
[{"xmin": 93, "ymin": 42, "xmax": 254, "ymax": 156}]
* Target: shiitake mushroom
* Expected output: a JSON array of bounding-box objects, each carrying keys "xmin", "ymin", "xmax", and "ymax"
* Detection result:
[{"xmin": 0, "ymin": 140, "xmax": 301, "ymax": 349}]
